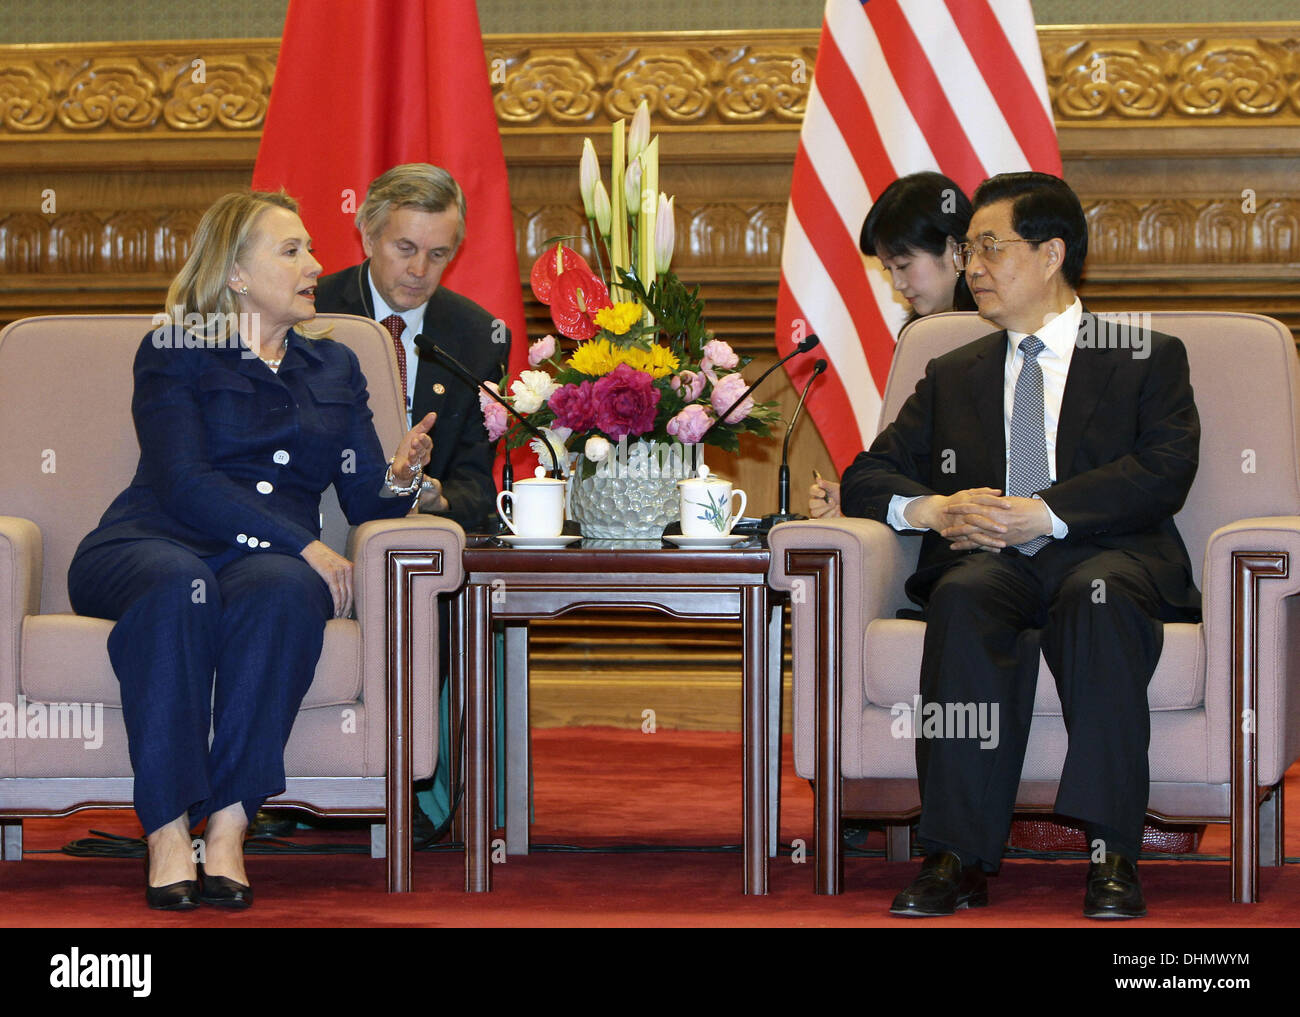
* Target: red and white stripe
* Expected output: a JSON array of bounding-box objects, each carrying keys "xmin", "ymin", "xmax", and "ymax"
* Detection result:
[{"xmin": 776, "ymin": 0, "xmax": 1062, "ymax": 472}]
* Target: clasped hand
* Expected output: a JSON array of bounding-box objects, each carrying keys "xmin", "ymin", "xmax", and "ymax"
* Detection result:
[{"xmin": 906, "ymin": 487, "xmax": 1051, "ymax": 551}]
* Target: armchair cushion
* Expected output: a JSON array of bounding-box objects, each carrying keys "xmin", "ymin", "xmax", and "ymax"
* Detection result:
[
  {"xmin": 862, "ymin": 619, "xmax": 1205, "ymax": 714},
  {"xmin": 20, "ymin": 614, "xmax": 365, "ymax": 710}
]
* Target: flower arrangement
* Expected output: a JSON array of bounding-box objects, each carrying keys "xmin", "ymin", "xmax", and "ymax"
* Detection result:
[{"xmin": 481, "ymin": 100, "xmax": 779, "ymax": 475}]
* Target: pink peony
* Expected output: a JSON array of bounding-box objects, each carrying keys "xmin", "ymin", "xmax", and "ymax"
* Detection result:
[
  {"xmin": 666, "ymin": 404, "xmax": 713, "ymax": 444},
  {"xmin": 528, "ymin": 334, "xmax": 557, "ymax": 367},
  {"xmin": 592, "ymin": 363, "xmax": 660, "ymax": 439},
  {"xmin": 548, "ymin": 380, "xmax": 599, "ymax": 432},
  {"xmin": 701, "ymin": 339, "xmax": 739, "ymax": 371},
  {"xmin": 479, "ymin": 382, "xmax": 510, "ymax": 441},
  {"xmin": 671, "ymin": 369, "xmax": 707, "ymax": 402},
  {"xmin": 710, "ymin": 371, "xmax": 753, "ymax": 424}
]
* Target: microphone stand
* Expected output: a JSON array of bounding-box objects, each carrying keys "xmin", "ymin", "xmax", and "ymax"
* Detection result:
[
  {"xmin": 414, "ymin": 336, "xmax": 563, "ymax": 482},
  {"xmin": 759, "ymin": 358, "xmax": 827, "ymax": 534},
  {"xmin": 697, "ymin": 334, "xmax": 820, "ymax": 444}
]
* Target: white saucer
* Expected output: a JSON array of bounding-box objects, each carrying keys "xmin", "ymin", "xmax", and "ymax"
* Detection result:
[
  {"xmin": 499, "ymin": 534, "xmax": 582, "ymax": 548},
  {"xmin": 663, "ymin": 533, "xmax": 749, "ymax": 549}
]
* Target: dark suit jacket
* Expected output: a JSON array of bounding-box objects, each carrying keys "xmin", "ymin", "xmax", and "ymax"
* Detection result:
[
  {"xmin": 841, "ymin": 313, "xmax": 1201, "ymax": 614},
  {"xmin": 76, "ymin": 326, "xmax": 411, "ymax": 560},
  {"xmin": 314, "ymin": 260, "xmax": 509, "ymax": 530}
]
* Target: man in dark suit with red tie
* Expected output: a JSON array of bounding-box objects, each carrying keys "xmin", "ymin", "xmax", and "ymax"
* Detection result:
[
  {"xmin": 288, "ymin": 164, "xmax": 510, "ymax": 840},
  {"xmin": 315, "ymin": 163, "xmax": 509, "ymax": 532},
  {"xmin": 841, "ymin": 172, "xmax": 1201, "ymax": 919}
]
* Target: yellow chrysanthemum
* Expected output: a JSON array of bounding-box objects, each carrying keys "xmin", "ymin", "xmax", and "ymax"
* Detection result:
[
  {"xmin": 593, "ymin": 302, "xmax": 643, "ymax": 336},
  {"xmin": 617, "ymin": 343, "xmax": 680, "ymax": 380},
  {"xmin": 568, "ymin": 338, "xmax": 618, "ymax": 377}
]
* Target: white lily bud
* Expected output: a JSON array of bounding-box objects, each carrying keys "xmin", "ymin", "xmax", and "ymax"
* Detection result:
[
  {"xmin": 623, "ymin": 158, "xmax": 642, "ymax": 215},
  {"xmin": 628, "ymin": 100, "xmax": 651, "ymax": 161},
  {"xmin": 593, "ymin": 180, "xmax": 612, "ymax": 238},
  {"xmin": 654, "ymin": 193, "xmax": 675, "ymax": 276},
  {"xmin": 579, "ymin": 138, "xmax": 600, "ymax": 219}
]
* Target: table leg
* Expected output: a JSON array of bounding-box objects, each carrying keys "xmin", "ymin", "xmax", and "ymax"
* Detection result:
[
  {"xmin": 766, "ymin": 600, "xmax": 784, "ymax": 859},
  {"xmin": 465, "ymin": 582, "xmax": 493, "ymax": 892},
  {"xmin": 449, "ymin": 591, "xmax": 466, "ymax": 846},
  {"xmin": 505, "ymin": 622, "xmax": 530, "ymax": 855},
  {"xmin": 742, "ymin": 584, "xmax": 769, "ymax": 894}
]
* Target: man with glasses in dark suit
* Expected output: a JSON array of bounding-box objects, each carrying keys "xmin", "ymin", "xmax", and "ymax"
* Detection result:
[{"xmin": 842, "ymin": 172, "xmax": 1200, "ymax": 919}]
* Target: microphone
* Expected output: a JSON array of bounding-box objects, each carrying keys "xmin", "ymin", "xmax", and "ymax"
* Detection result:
[
  {"xmin": 759, "ymin": 357, "xmax": 827, "ymax": 534},
  {"xmin": 698, "ymin": 334, "xmax": 819, "ymax": 443},
  {"xmin": 414, "ymin": 335, "xmax": 562, "ymax": 482}
]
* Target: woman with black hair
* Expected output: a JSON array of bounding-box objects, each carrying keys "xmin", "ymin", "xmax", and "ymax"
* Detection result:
[{"xmin": 810, "ymin": 172, "xmax": 975, "ymax": 517}]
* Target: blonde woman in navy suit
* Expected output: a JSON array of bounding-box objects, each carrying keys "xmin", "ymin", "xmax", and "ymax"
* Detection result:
[{"xmin": 68, "ymin": 192, "xmax": 441, "ymax": 910}]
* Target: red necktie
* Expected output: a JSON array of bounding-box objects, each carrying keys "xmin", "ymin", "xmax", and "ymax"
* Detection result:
[{"xmin": 380, "ymin": 313, "xmax": 408, "ymax": 402}]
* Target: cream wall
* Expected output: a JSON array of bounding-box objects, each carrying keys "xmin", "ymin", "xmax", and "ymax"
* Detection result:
[{"xmin": 0, "ymin": 0, "xmax": 1294, "ymax": 42}]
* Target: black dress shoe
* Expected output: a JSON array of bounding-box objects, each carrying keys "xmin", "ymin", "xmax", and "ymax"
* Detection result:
[
  {"xmin": 889, "ymin": 851, "xmax": 989, "ymax": 917},
  {"xmin": 198, "ymin": 868, "xmax": 254, "ymax": 909},
  {"xmin": 1083, "ymin": 853, "xmax": 1145, "ymax": 919},
  {"xmin": 145, "ymin": 879, "xmax": 201, "ymax": 911}
]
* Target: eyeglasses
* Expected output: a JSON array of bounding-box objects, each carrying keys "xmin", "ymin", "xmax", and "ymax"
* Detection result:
[{"xmin": 952, "ymin": 235, "xmax": 1043, "ymax": 271}]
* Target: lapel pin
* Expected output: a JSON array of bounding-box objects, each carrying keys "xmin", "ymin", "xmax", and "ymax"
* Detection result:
[{"xmin": 432, "ymin": 383, "xmax": 446, "ymax": 395}]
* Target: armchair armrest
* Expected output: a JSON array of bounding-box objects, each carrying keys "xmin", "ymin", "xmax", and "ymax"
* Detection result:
[
  {"xmin": 1202, "ymin": 516, "xmax": 1300, "ymax": 785},
  {"xmin": 767, "ymin": 517, "xmax": 919, "ymax": 778},
  {"xmin": 767, "ymin": 517, "xmax": 914, "ymax": 625},
  {"xmin": 0, "ymin": 516, "xmax": 42, "ymax": 711},
  {"xmin": 350, "ymin": 516, "xmax": 466, "ymax": 777}
]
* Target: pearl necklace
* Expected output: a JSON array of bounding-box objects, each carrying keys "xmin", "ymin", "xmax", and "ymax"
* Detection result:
[{"xmin": 260, "ymin": 339, "xmax": 288, "ymax": 371}]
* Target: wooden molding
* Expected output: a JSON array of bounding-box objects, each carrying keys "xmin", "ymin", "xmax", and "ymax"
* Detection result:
[{"xmin": 3, "ymin": 25, "xmax": 1299, "ymax": 142}]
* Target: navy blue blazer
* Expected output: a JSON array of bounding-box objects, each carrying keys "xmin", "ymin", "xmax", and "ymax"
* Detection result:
[{"xmin": 76, "ymin": 325, "xmax": 412, "ymax": 560}]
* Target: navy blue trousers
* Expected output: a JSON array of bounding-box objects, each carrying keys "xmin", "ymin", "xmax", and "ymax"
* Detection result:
[{"xmin": 68, "ymin": 540, "xmax": 332, "ymax": 835}]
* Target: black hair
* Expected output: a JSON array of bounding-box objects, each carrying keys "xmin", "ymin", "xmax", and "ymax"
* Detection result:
[
  {"xmin": 859, "ymin": 172, "xmax": 972, "ymax": 261},
  {"xmin": 970, "ymin": 172, "xmax": 1087, "ymax": 288}
]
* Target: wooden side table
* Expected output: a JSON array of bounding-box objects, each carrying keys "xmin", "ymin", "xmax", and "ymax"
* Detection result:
[{"xmin": 450, "ymin": 539, "xmax": 784, "ymax": 894}]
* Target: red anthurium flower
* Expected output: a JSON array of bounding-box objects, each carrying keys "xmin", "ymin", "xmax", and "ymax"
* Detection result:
[
  {"xmin": 549, "ymin": 265, "xmax": 612, "ymax": 341},
  {"xmin": 529, "ymin": 244, "xmax": 592, "ymax": 306}
]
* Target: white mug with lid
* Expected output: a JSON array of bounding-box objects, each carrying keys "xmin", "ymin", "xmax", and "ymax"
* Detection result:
[
  {"xmin": 496, "ymin": 467, "xmax": 567, "ymax": 537},
  {"xmin": 677, "ymin": 466, "xmax": 747, "ymax": 538}
]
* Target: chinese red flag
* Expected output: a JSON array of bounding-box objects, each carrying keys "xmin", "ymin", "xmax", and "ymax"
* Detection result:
[{"xmin": 252, "ymin": 0, "xmax": 527, "ymax": 388}]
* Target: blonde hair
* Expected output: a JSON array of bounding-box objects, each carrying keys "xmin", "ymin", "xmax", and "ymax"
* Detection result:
[
  {"xmin": 356, "ymin": 164, "xmax": 466, "ymax": 248},
  {"xmin": 164, "ymin": 190, "xmax": 326, "ymax": 341}
]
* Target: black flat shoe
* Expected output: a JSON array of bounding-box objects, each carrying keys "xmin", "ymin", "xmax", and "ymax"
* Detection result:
[
  {"xmin": 1084, "ymin": 853, "xmax": 1145, "ymax": 919},
  {"xmin": 199, "ymin": 868, "xmax": 254, "ymax": 909},
  {"xmin": 889, "ymin": 850, "xmax": 988, "ymax": 917},
  {"xmin": 146, "ymin": 879, "xmax": 201, "ymax": 911}
]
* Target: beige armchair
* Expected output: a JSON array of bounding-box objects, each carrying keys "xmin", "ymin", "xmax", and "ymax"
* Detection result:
[
  {"xmin": 0, "ymin": 313, "xmax": 463, "ymax": 891},
  {"xmin": 768, "ymin": 311, "xmax": 1300, "ymax": 901}
]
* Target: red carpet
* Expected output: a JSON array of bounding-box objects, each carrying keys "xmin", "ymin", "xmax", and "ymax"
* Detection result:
[{"xmin": 3, "ymin": 727, "xmax": 1297, "ymax": 930}]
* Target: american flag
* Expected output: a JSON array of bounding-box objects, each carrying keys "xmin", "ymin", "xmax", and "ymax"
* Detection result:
[{"xmin": 776, "ymin": 0, "xmax": 1062, "ymax": 471}]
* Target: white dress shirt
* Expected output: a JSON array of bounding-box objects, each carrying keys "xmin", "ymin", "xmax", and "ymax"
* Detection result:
[
  {"xmin": 367, "ymin": 271, "xmax": 428, "ymax": 424},
  {"xmin": 887, "ymin": 298, "xmax": 1083, "ymax": 538}
]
